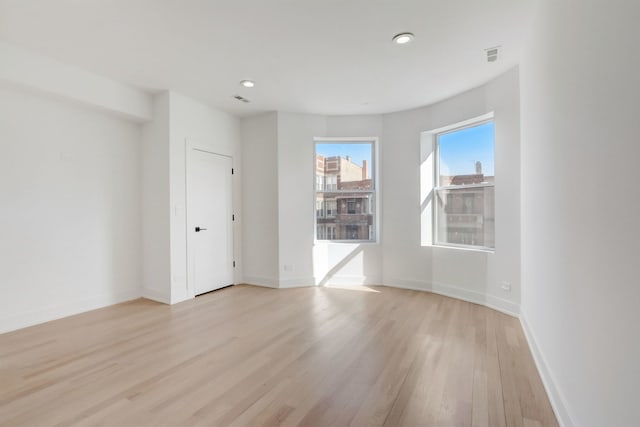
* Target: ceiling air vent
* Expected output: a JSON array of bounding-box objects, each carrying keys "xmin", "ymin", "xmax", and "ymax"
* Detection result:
[
  {"xmin": 486, "ymin": 46, "xmax": 500, "ymax": 62},
  {"xmin": 233, "ymin": 95, "xmax": 250, "ymax": 103}
]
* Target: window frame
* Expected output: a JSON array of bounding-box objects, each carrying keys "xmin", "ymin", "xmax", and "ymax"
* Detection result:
[
  {"xmin": 433, "ymin": 119, "xmax": 495, "ymax": 252},
  {"xmin": 313, "ymin": 137, "xmax": 379, "ymax": 244}
]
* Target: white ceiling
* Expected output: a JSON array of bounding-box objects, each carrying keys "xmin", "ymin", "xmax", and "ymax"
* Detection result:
[{"xmin": 0, "ymin": 0, "xmax": 534, "ymax": 117}]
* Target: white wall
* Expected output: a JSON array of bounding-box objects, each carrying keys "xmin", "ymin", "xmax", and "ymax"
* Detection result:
[
  {"xmin": 0, "ymin": 84, "xmax": 142, "ymax": 333},
  {"xmin": 241, "ymin": 70, "xmax": 520, "ymax": 303},
  {"xmin": 141, "ymin": 92, "xmax": 171, "ymax": 303},
  {"xmin": 270, "ymin": 113, "xmax": 385, "ymax": 287},
  {"xmin": 141, "ymin": 91, "xmax": 242, "ymax": 303},
  {"xmin": 317, "ymin": 115, "xmax": 384, "ymax": 286},
  {"xmin": 519, "ymin": 1, "xmax": 640, "ymax": 426},
  {"xmin": 277, "ymin": 112, "xmax": 328, "ymax": 287},
  {"xmin": 168, "ymin": 92, "xmax": 242, "ymax": 302},
  {"xmin": 240, "ymin": 113, "xmax": 280, "ymax": 287},
  {"xmin": 0, "ymin": 45, "xmax": 242, "ymax": 330},
  {"xmin": 241, "ymin": 112, "xmax": 385, "ymax": 288},
  {"xmin": 382, "ymin": 67, "xmax": 521, "ymax": 314},
  {"xmin": 0, "ymin": 42, "xmax": 152, "ymax": 122}
]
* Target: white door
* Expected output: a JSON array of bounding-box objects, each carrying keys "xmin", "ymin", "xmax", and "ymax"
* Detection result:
[{"xmin": 187, "ymin": 148, "xmax": 234, "ymax": 295}]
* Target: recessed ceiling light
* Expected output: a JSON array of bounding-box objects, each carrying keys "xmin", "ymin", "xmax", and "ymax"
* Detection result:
[
  {"xmin": 392, "ymin": 32, "xmax": 414, "ymax": 45},
  {"xmin": 240, "ymin": 79, "xmax": 255, "ymax": 88}
]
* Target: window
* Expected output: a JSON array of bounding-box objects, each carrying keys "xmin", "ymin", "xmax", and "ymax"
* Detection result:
[
  {"xmin": 325, "ymin": 200, "xmax": 337, "ymax": 217},
  {"xmin": 434, "ymin": 120, "xmax": 495, "ymax": 250},
  {"xmin": 316, "ymin": 200, "xmax": 324, "ymax": 218},
  {"xmin": 326, "ymin": 175, "xmax": 337, "ymax": 191},
  {"xmin": 347, "ymin": 199, "xmax": 356, "ymax": 214},
  {"xmin": 346, "ymin": 225, "xmax": 359, "ymax": 239},
  {"xmin": 327, "ymin": 224, "xmax": 336, "ymax": 240},
  {"xmin": 315, "ymin": 139, "xmax": 376, "ymax": 242}
]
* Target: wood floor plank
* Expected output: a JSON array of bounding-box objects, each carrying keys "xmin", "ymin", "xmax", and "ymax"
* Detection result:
[{"xmin": 0, "ymin": 285, "xmax": 558, "ymax": 426}]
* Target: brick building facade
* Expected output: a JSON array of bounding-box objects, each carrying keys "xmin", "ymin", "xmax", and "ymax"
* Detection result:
[{"xmin": 316, "ymin": 154, "xmax": 374, "ymax": 241}]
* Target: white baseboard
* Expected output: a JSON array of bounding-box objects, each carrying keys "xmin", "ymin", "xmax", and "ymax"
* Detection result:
[
  {"xmin": 243, "ymin": 276, "xmax": 279, "ymax": 289},
  {"xmin": 142, "ymin": 287, "xmax": 170, "ymax": 304},
  {"xmin": 383, "ymin": 278, "xmax": 431, "ymax": 292},
  {"xmin": 244, "ymin": 275, "xmax": 518, "ymax": 319},
  {"xmin": 383, "ymin": 278, "xmax": 519, "ymax": 317},
  {"xmin": 0, "ymin": 288, "xmax": 141, "ymax": 335},
  {"xmin": 244, "ymin": 275, "xmax": 383, "ymax": 289},
  {"xmin": 431, "ymin": 281, "xmax": 520, "ymax": 317},
  {"xmin": 278, "ymin": 277, "xmax": 316, "ymax": 288},
  {"xmin": 317, "ymin": 275, "xmax": 382, "ymax": 287},
  {"xmin": 520, "ymin": 310, "xmax": 574, "ymax": 427}
]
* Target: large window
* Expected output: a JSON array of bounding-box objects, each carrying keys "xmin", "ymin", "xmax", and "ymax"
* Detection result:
[
  {"xmin": 434, "ymin": 120, "xmax": 495, "ymax": 250},
  {"xmin": 315, "ymin": 139, "xmax": 376, "ymax": 242}
]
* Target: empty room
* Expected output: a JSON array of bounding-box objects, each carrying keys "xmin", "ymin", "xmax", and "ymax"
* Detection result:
[{"xmin": 0, "ymin": 1, "xmax": 638, "ymax": 426}]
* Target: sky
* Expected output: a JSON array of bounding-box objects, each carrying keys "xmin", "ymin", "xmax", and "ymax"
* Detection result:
[
  {"xmin": 438, "ymin": 121, "xmax": 494, "ymax": 176},
  {"xmin": 315, "ymin": 124, "xmax": 493, "ymax": 180},
  {"xmin": 316, "ymin": 142, "xmax": 372, "ymax": 178}
]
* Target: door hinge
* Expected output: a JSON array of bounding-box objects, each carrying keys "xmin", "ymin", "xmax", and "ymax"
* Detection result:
[
  {"xmin": 232, "ymin": 214, "xmax": 235, "ymax": 221},
  {"xmin": 233, "ymin": 261, "xmax": 236, "ymax": 268},
  {"xmin": 231, "ymin": 168, "xmax": 234, "ymax": 175}
]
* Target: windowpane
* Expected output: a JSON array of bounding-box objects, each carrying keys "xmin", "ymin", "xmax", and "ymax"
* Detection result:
[
  {"xmin": 438, "ymin": 122, "xmax": 494, "ymax": 186},
  {"xmin": 316, "ymin": 141, "xmax": 376, "ymax": 242},
  {"xmin": 316, "ymin": 200, "xmax": 323, "ymax": 218},
  {"xmin": 435, "ymin": 186, "xmax": 495, "ymax": 248},
  {"xmin": 435, "ymin": 120, "xmax": 495, "ymax": 250},
  {"xmin": 326, "ymin": 200, "xmax": 337, "ymax": 217}
]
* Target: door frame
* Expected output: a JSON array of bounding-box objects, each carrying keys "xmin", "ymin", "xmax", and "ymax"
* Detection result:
[{"xmin": 185, "ymin": 139, "xmax": 235, "ymax": 298}]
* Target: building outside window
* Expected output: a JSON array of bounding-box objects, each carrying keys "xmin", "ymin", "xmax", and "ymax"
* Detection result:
[
  {"xmin": 346, "ymin": 225, "xmax": 359, "ymax": 239},
  {"xmin": 315, "ymin": 139, "xmax": 376, "ymax": 242},
  {"xmin": 327, "ymin": 224, "xmax": 336, "ymax": 240},
  {"xmin": 316, "ymin": 200, "xmax": 324, "ymax": 218},
  {"xmin": 326, "ymin": 175, "xmax": 337, "ymax": 191},
  {"xmin": 326, "ymin": 200, "xmax": 337, "ymax": 217},
  {"xmin": 434, "ymin": 120, "xmax": 495, "ymax": 250},
  {"xmin": 347, "ymin": 199, "xmax": 356, "ymax": 214}
]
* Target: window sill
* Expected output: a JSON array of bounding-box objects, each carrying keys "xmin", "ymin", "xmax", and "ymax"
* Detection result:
[
  {"xmin": 423, "ymin": 243, "xmax": 494, "ymax": 254},
  {"xmin": 314, "ymin": 240, "xmax": 380, "ymax": 246}
]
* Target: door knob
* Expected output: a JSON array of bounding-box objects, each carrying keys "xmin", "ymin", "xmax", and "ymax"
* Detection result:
[{"xmin": 195, "ymin": 227, "xmax": 207, "ymax": 232}]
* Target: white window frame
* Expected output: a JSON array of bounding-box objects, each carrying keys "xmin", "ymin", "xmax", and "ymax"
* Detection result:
[
  {"xmin": 431, "ymin": 115, "xmax": 495, "ymax": 252},
  {"xmin": 313, "ymin": 137, "xmax": 379, "ymax": 244}
]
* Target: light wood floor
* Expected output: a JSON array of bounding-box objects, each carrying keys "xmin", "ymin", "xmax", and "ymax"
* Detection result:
[{"xmin": 0, "ymin": 285, "xmax": 557, "ymax": 427}]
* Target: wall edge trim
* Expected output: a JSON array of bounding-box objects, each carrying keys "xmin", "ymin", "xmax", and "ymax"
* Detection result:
[{"xmin": 520, "ymin": 310, "xmax": 575, "ymax": 427}]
